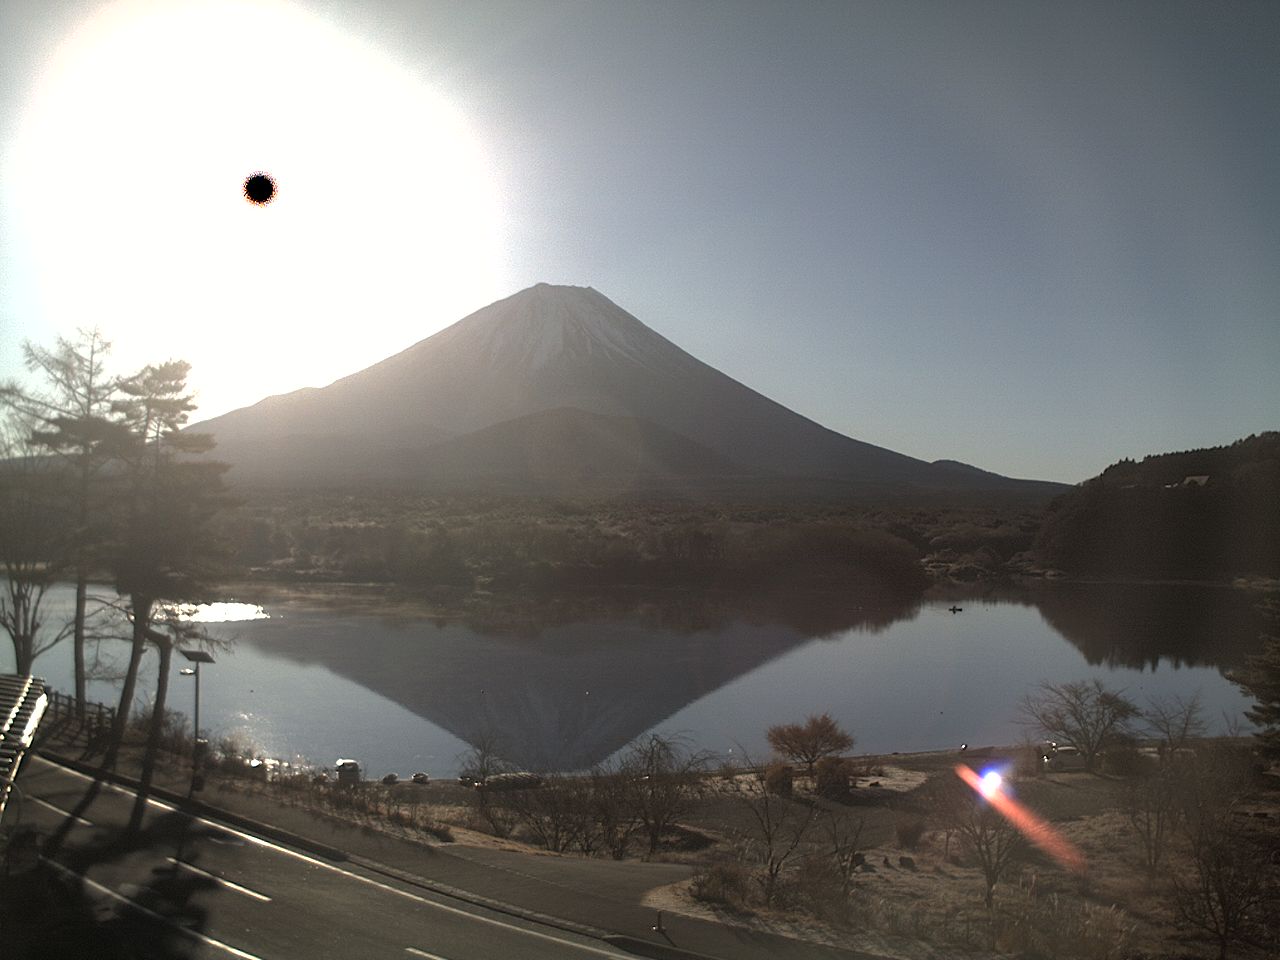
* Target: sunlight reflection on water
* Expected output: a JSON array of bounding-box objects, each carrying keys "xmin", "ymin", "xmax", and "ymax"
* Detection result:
[{"xmin": 158, "ymin": 601, "xmax": 270, "ymax": 623}]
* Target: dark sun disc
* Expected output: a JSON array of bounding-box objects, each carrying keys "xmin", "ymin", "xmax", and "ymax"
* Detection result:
[{"xmin": 243, "ymin": 172, "xmax": 276, "ymax": 205}]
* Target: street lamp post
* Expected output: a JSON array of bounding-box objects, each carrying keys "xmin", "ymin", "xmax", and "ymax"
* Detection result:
[{"xmin": 178, "ymin": 649, "xmax": 215, "ymax": 797}]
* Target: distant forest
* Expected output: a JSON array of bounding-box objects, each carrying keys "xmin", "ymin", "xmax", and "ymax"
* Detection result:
[
  {"xmin": 1034, "ymin": 432, "xmax": 1280, "ymax": 580},
  {"xmin": 213, "ymin": 433, "xmax": 1279, "ymax": 592},
  {"xmin": 212, "ymin": 496, "xmax": 1048, "ymax": 597}
]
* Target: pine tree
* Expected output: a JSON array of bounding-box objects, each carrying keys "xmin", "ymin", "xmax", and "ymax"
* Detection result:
[
  {"xmin": 1230, "ymin": 600, "xmax": 1280, "ymax": 760},
  {"xmin": 1, "ymin": 329, "xmax": 128, "ymax": 711},
  {"xmin": 99, "ymin": 361, "xmax": 231, "ymax": 829}
]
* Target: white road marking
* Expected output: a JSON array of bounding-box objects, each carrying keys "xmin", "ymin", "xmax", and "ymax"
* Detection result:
[
  {"xmin": 405, "ymin": 948, "xmax": 452, "ymax": 960},
  {"xmin": 29, "ymin": 795, "xmax": 94, "ymax": 826},
  {"xmin": 41, "ymin": 858, "xmax": 266, "ymax": 960},
  {"xmin": 36, "ymin": 757, "xmax": 631, "ymax": 959},
  {"xmin": 166, "ymin": 857, "xmax": 273, "ymax": 902},
  {"xmin": 33, "ymin": 758, "xmax": 179, "ymax": 810}
]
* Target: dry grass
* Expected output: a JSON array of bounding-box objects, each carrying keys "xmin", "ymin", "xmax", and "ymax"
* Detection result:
[
  {"xmin": 90, "ymin": 724, "xmax": 1277, "ymax": 960},
  {"xmin": 663, "ymin": 754, "xmax": 1280, "ymax": 960}
]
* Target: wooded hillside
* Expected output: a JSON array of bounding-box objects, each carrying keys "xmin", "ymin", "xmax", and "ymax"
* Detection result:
[{"xmin": 1034, "ymin": 433, "xmax": 1280, "ymax": 580}]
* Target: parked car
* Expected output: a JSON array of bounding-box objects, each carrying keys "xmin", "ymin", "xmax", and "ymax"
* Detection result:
[
  {"xmin": 1045, "ymin": 745, "xmax": 1087, "ymax": 771},
  {"xmin": 476, "ymin": 772, "xmax": 544, "ymax": 791}
]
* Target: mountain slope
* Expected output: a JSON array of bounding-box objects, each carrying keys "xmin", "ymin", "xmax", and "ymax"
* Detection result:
[
  {"xmin": 194, "ymin": 283, "xmax": 1061, "ymax": 495},
  {"xmin": 412, "ymin": 407, "xmax": 748, "ymax": 492}
]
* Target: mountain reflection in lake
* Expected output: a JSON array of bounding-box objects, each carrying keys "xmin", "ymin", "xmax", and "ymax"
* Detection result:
[{"xmin": 8, "ymin": 582, "xmax": 1267, "ymax": 778}]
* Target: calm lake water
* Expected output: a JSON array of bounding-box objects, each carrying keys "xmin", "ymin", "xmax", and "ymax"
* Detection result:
[{"xmin": 6, "ymin": 581, "xmax": 1267, "ymax": 779}]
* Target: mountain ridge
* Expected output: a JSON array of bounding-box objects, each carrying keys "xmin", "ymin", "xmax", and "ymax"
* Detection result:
[{"xmin": 193, "ymin": 284, "xmax": 1065, "ymax": 497}]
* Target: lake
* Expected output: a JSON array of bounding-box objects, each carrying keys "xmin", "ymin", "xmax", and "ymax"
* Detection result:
[{"xmin": 5, "ymin": 581, "xmax": 1268, "ymax": 779}]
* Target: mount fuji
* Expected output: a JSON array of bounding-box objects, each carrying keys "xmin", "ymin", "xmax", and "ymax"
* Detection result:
[{"xmin": 192, "ymin": 284, "xmax": 1061, "ymax": 497}]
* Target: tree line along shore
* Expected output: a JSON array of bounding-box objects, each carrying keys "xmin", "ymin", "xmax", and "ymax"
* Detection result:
[{"xmin": 214, "ymin": 427, "xmax": 1280, "ymax": 593}]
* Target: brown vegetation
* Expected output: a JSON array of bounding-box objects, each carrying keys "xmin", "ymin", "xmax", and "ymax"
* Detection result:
[
  {"xmin": 766, "ymin": 713, "xmax": 855, "ymax": 776},
  {"xmin": 213, "ymin": 491, "xmax": 1054, "ymax": 593},
  {"xmin": 54, "ymin": 698, "xmax": 1280, "ymax": 960}
]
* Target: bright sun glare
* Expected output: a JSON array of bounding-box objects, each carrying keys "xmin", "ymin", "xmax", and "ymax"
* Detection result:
[{"xmin": 11, "ymin": 0, "xmax": 505, "ymax": 417}]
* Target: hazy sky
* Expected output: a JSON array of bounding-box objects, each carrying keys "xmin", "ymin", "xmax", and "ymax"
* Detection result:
[{"xmin": 2, "ymin": 1, "xmax": 1276, "ymax": 483}]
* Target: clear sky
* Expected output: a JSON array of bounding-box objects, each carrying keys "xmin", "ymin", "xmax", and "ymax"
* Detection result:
[{"xmin": 1, "ymin": 0, "xmax": 1276, "ymax": 483}]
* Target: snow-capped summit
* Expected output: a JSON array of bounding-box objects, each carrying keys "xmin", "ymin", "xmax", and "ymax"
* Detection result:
[{"xmin": 423, "ymin": 284, "xmax": 675, "ymax": 373}]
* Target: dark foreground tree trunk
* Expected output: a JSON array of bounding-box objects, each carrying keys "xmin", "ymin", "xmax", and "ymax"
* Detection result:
[
  {"xmin": 14, "ymin": 638, "xmax": 33, "ymax": 676},
  {"xmin": 130, "ymin": 638, "xmax": 171, "ymax": 831},
  {"xmin": 74, "ymin": 574, "xmax": 87, "ymax": 717},
  {"xmin": 102, "ymin": 594, "xmax": 152, "ymax": 772}
]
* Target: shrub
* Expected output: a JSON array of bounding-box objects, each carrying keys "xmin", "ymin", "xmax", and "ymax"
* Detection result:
[
  {"xmin": 1102, "ymin": 744, "xmax": 1154, "ymax": 778},
  {"xmin": 690, "ymin": 862, "xmax": 752, "ymax": 909},
  {"xmin": 772, "ymin": 856, "xmax": 852, "ymax": 923},
  {"xmin": 130, "ymin": 705, "xmax": 192, "ymax": 756},
  {"xmin": 999, "ymin": 893, "xmax": 1139, "ymax": 959},
  {"xmin": 215, "ymin": 732, "xmax": 260, "ymax": 765},
  {"xmin": 764, "ymin": 763, "xmax": 794, "ymax": 798},
  {"xmin": 424, "ymin": 821, "xmax": 454, "ymax": 842},
  {"xmin": 815, "ymin": 757, "xmax": 852, "ymax": 800},
  {"xmin": 894, "ymin": 815, "xmax": 927, "ymax": 850}
]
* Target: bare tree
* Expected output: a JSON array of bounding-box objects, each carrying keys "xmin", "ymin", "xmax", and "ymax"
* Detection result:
[
  {"xmin": 1018, "ymin": 679, "xmax": 1141, "ymax": 773},
  {"xmin": 456, "ymin": 732, "xmax": 518, "ymax": 837},
  {"xmin": 1158, "ymin": 747, "xmax": 1276, "ymax": 958},
  {"xmin": 564, "ymin": 776, "xmax": 603, "ymax": 856},
  {"xmin": 766, "ymin": 713, "xmax": 854, "ymax": 776},
  {"xmin": 502, "ymin": 776, "xmax": 587, "ymax": 853},
  {"xmin": 735, "ymin": 752, "xmax": 818, "ymax": 906},
  {"xmin": 933, "ymin": 773, "xmax": 1023, "ymax": 910},
  {"xmin": 622, "ymin": 734, "xmax": 706, "ymax": 855},
  {"xmin": 1144, "ymin": 691, "xmax": 1207, "ymax": 756},
  {"xmin": 589, "ymin": 762, "xmax": 643, "ymax": 860},
  {"xmin": 0, "ymin": 414, "xmax": 71, "ymax": 674},
  {"xmin": 1174, "ymin": 803, "xmax": 1274, "ymax": 959},
  {"xmin": 1123, "ymin": 767, "xmax": 1181, "ymax": 876},
  {"xmin": 823, "ymin": 809, "xmax": 865, "ymax": 899}
]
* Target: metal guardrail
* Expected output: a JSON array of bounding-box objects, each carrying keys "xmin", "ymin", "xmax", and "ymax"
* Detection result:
[
  {"xmin": 1, "ymin": 675, "xmax": 49, "ymax": 821},
  {"xmin": 43, "ymin": 689, "xmax": 196, "ymax": 762},
  {"xmin": 42, "ymin": 689, "xmax": 116, "ymax": 737}
]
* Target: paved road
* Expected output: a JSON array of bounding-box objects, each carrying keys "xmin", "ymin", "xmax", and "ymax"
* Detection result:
[{"xmin": 14, "ymin": 756, "xmax": 639, "ymax": 960}]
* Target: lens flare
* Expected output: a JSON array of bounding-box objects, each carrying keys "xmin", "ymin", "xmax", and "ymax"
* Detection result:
[{"xmin": 955, "ymin": 764, "xmax": 1085, "ymax": 873}]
